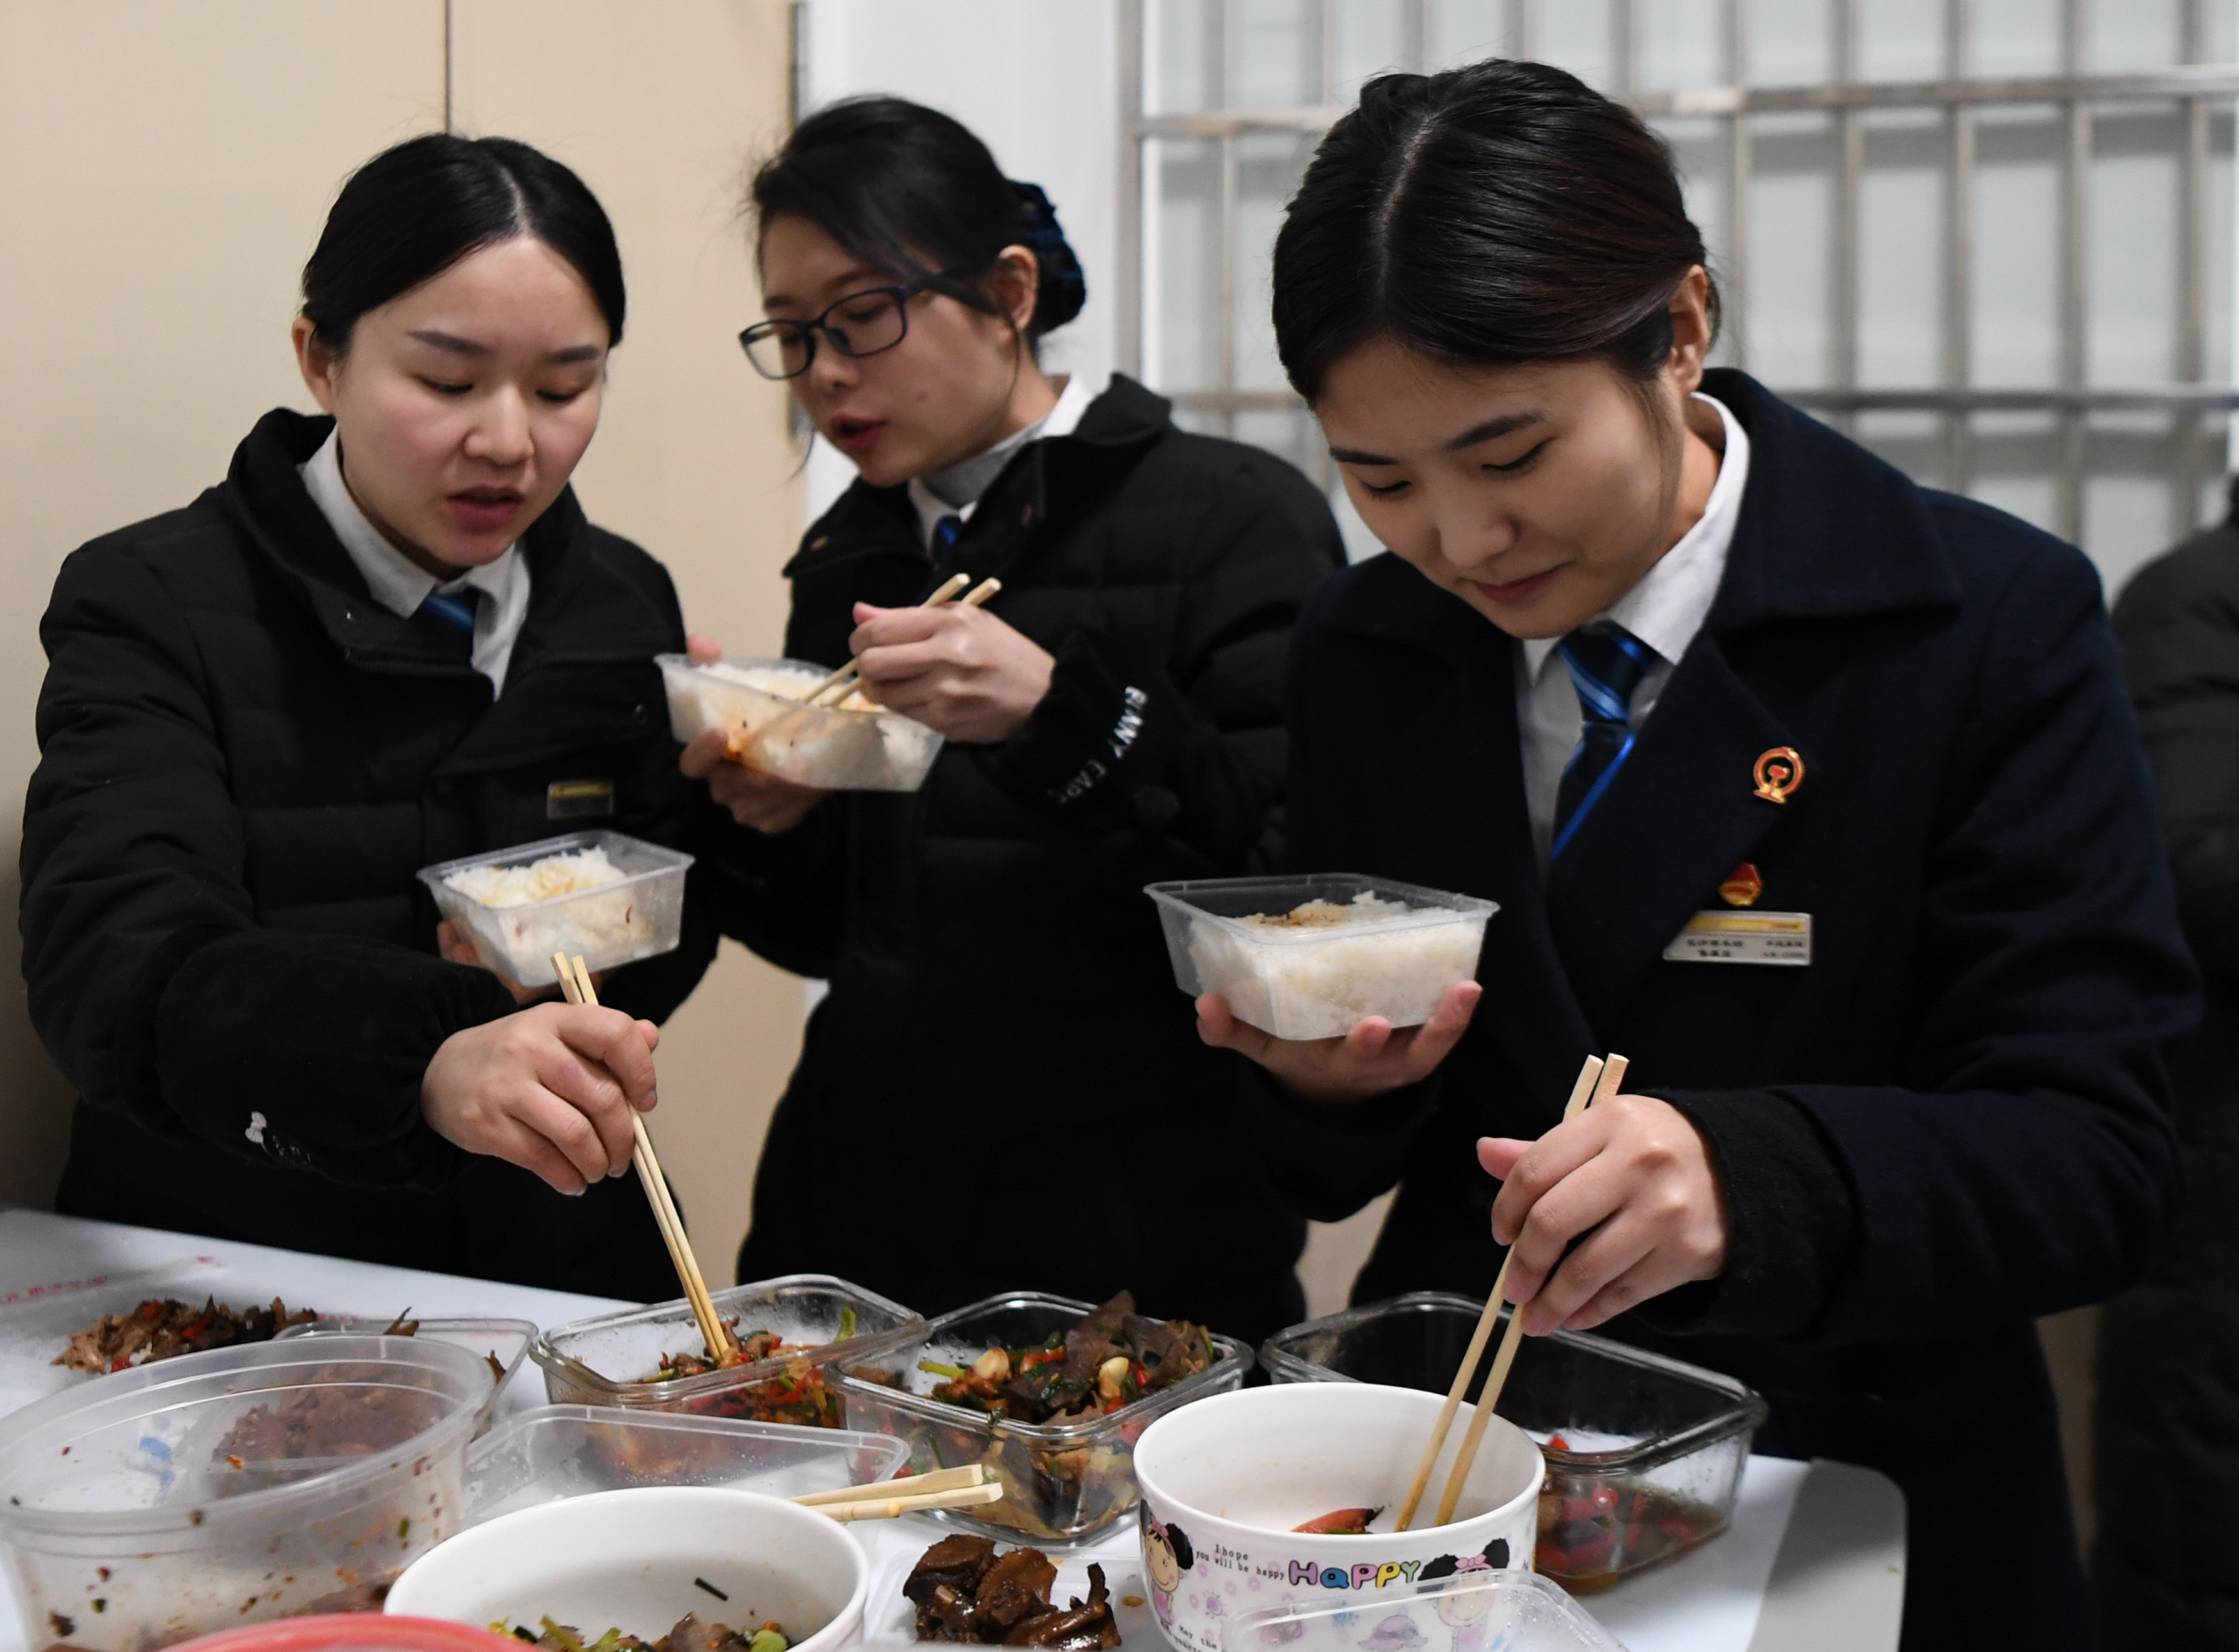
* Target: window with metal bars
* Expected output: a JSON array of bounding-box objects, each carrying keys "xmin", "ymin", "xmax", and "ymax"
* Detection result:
[{"xmin": 1121, "ymin": 0, "xmax": 2239, "ymax": 590}]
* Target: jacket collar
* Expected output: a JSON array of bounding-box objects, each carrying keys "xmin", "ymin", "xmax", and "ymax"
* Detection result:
[
  {"xmin": 782, "ymin": 374, "xmax": 1174, "ymax": 592},
  {"xmin": 223, "ymin": 408, "xmax": 668, "ymax": 684}
]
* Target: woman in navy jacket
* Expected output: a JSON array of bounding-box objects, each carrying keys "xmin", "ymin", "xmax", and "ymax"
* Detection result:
[{"xmin": 1199, "ymin": 61, "xmax": 2197, "ymax": 1650}]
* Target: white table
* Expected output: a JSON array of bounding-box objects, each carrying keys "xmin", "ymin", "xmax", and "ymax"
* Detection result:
[{"xmin": 0, "ymin": 1208, "xmax": 1904, "ymax": 1652}]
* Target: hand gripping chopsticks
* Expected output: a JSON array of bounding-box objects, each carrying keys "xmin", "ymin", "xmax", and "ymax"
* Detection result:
[
  {"xmin": 1392, "ymin": 1051, "xmax": 1630, "ymax": 1532},
  {"xmin": 802, "ymin": 574, "xmax": 1004, "ymax": 708},
  {"xmin": 553, "ymin": 951, "xmax": 734, "ymax": 1368}
]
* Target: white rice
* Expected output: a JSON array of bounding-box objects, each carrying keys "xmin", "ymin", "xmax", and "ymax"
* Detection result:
[
  {"xmin": 443, "ymin": 846, "xmax": 626, "ymax": 908},
  {"xmin": 1188, "ymin": 893, "xmax": 1485, "ymax": 1041}
]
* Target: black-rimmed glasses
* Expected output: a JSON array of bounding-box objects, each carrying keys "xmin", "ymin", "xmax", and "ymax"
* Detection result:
[{"xmin": 738, "ymin": 274, "xmax": 953, "ymax": 380}]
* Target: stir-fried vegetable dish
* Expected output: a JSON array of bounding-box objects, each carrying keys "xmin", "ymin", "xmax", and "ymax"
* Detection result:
[
  {"xmin": 626, "ymin": 1308, "xmax": 857, "ymax": 1428},
  {"xmin": 919, "ymin": 1293, "xmax": 1210, "ymax": 1424},
  {"xmin": 1536, "ymin": 1440, "xmax": 1723, "ymax": 1591},
  {"xmin": 501, "ymin": 1614, "xmax": 788, "ymax": 1652},
  {"xmin": 53, "ymin": 1296, "xmax": 319, "ymax": 1374},
  {"xmin": 906, "ymin": 1534, "xmax": 1121, "ymax": 1648}
]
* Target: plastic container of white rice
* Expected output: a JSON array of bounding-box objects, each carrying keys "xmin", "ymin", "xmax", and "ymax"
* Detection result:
[
  {"xmin": 418, "ymin": 830, "xmax": 692, "ymax": 988},
  {"xmin": 658, "ymin": 654, "xmax": 944, "ymax": 792},
  {"xmin": 1144, "ymin": 874, "xmax": 1497, "ymax": 1041}
]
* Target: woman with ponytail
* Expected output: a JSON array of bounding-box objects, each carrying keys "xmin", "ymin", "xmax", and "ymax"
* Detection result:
[
  {"xmin": 686, "ymin": 97, "xmax": 1343, "ymax": 1341},
  {"xmin": 1210, "ymin": 59, "xmax": 2195, "ymax": 1649}
]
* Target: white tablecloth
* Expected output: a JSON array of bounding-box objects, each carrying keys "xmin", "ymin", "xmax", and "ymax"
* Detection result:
[{"xmin": 0, "ymin": 1208, "xmax": 1902, "ymax": 1652}]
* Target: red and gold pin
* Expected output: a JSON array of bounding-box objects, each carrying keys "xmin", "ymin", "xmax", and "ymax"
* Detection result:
[
  {"xmin": 1719, "ymin": 863, "xmax": 1764, "ymax": 908},
  {"xmin": 1752, "ymin": 746, "xmax": 1805, "ymax": 805}
]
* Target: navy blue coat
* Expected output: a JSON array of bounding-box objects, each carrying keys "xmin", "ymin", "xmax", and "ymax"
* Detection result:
[{"xmin": 1265, "ymin": 371, "xmax": 2196, "ymax": 1651}]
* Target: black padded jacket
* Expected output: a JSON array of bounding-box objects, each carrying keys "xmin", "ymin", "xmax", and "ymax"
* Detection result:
[
  {"xmin": 21, "ymin": 408, "xmax": 719, "ymax": 1298},
  {"xmin": 2094, "ymin": 510, "xmax": 2239, "ymax": 1649},
  {"xmin": 717, "ymin": 376, "xmax": 1345, "ymax": 1345}
]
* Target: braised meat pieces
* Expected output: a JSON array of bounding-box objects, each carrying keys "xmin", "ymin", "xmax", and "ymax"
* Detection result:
[
  {"xmin": 905, "ymin": 1535, "xmax": 1121, "ymax": 1648},
  {"xmin": 53, "ymin": 1296, "xmax": 317, "ymax": 1374}
]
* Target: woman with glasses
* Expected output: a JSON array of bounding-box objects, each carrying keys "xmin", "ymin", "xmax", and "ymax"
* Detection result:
[
  {"xmin": 683, "ymin": 96, "xmax": 1343, "ymax": 1342},
  {"xmin": 21, "ymin": 134, "xmax": 715, "ymax": 1298},
  {"xmin": 1206, "ymin": 61, "xmax": 2194, "ymax": 1649}
]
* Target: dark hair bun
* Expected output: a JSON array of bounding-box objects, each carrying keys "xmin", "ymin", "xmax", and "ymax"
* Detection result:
[
  {"xmin": 304, "ymin": 133, "xmax": 624, "ymax": 353},
  {"xmin": 753, "ymin": 97, "xmax": 1086, "ymax": 347},
  {"xmin": 1010, "ymin": 181, "xmax": 1086, "ymax": 334}
]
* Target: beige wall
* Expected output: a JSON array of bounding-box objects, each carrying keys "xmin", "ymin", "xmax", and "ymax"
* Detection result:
[{"xmin": 0, "ymin": 0, "xmax": 805, "ymax": 1284}]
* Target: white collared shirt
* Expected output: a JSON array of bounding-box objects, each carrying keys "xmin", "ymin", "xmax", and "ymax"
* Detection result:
[
  {"xmin": 1517, "ymin": 393, "xmax": 1752, "ymax": 867},
  {"xmin": 906, "ymin": 371, "xmax": 1107, "ymax": 547},
  {"xmin": 298, "ymin": 428, "xmax": 532, "ymax": 695}
]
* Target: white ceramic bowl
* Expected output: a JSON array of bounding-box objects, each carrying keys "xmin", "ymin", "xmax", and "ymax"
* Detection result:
[
  {"xmin": 384, "ymin": 1486, "xmax": 869, "ymax": 1652},
  {"xmin": 1131, "ymin": 1383, "xmax": 1542, "ymax": 1652}
]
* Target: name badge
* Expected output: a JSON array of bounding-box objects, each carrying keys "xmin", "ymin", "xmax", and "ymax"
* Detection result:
[
  {"xmin": 1663, "ymin": 909, "xmax": 1812, "ymax": 966},
  {"xmin": 546, "ymin": 778, "xmax": 615, "ymax": 821}
]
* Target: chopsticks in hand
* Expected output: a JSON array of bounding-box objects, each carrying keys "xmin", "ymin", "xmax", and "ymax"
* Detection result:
[
  {"xmin": 803, "ymin": 574, "xmax": 1004, "ymax": 709},
  {"xmin": 1393, "ymin": 1051, "xmax": 1629, "ymax": 1532},
  {"xmin": 552, "ymin": 951, "xmax": 736, "ymax": 1369},
  {"xmin": 793, "ymin": 1462, "xmax": 1007, "ymax": 1523}
]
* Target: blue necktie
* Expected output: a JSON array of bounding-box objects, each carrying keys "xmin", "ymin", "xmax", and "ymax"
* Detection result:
[
  {"xmin": 1551, "ymin": 626, "xmax": 1652, "ymax": 859},
  {"xmin": 931, "ymin": 514, "xmax": 965, "ymax": 565},
  {"xmin": 418, "ymin": 588, "xmax": 478, "ymax": 664}
]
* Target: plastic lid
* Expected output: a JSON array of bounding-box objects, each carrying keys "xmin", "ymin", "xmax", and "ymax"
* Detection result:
[
  {"xmin": 1222, "ymin": 1570, "xmax": 1624, "ymax": 1652},
  {"xmin": 166, "ymin": 1616, "xmax": 519, "ymax": 1652}
]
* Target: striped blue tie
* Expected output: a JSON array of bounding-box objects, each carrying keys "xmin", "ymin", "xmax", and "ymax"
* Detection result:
[{"xmin": 1551, "ymin": 626, "xmax": 1652, "ymax": 859}]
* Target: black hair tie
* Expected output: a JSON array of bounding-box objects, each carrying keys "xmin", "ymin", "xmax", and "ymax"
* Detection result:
[{"xmin": 1008, "ymin": 180, "xmax": 1088, "ymax": 333}]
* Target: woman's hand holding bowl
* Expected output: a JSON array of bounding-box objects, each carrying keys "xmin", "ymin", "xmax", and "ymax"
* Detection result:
[
  {"xmin": 1479, "ymin": 1096, "xmax": 1731, "ymax": 1333},
  {"xmin": 677, "ymin": 632, "xmax": 832, "ymax": 833},
  {"xmin": 846, "ymin": 599, "xmax": 1054, "ymax": 743},
  {"xmin": 422, "ymin": 1002, "xmax": 661, "ymax": 1195},
  {"xmin": 1193, "ymin": 979, "xmax": 1482, "ymax": 1099}
]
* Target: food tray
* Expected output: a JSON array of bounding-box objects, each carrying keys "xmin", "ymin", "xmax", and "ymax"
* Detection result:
[
  {"xmin": 276, "ymin": 1318, "xmax": 535, "ymax": 1433},
  {"xmin": 832, "ymin": 1291, "xmax": 1253, "ymax": 1548},
  {"xmin": 1224, "ymin": 1568, "xmax": 1626, "ymax": 1652},
  {"xmin": 530, "ymin": 1275, "xmax": 924, "ymax": 1425},
  {"xmin": 418, "ymin": 830, "xmax": 692, "ymax": 988},
  {"xmin": 1262, "ymin": 1292, "xmax": 1768, "ymax": 1592},
  {"xmin": 462, "ymin": 1404, "xmax": 908, "ymax": 1522},
  {"xmin": 1144, "ymin": 874, "xmax": 1496, "ymax": 1041},
  {"xmin": 659, "ymin": 654, "xmax": 944, "ymax": 792},
  {"xmin": 0, "ymin": 1334, "xmax": 488, "ymax": 1652}
]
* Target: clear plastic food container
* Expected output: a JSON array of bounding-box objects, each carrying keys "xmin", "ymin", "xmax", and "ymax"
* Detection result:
[
  {"xmin": 1144, "ymin": 874, "xmax": 1497, "ymax": 1041},
  {"xmin": 1262, "ymin": 1293, "xmax": 1768, "ymax": 1593},
  {"xmin": 1224, "ymin": 1568, "xmax": 1625, "ymax": 1652},
  {"xmin": 276, "ymin": 1319, "xmax": 535, "ymax": 1434},
  {"xmin": 529, "ymin": 1275, "xmax": 924, "ymax": 1427},
  {"xmin": 0, "ymin": 1335, "xmax": 489, "ymax": 1652},
  {"xmin": 418, "ymin": 830, "xmax": 692, "ymax": 988},
  {"xmin": 832, "ymin": 1291, "xmax": 1253, "ymax": 1547},
  {"xmin": 462, "ymin": 1404, "xmax": 909, "ymax": 1522},
  {"xmin": 658, "ymin": 654, "xmax": 944, "ymax": 792}
]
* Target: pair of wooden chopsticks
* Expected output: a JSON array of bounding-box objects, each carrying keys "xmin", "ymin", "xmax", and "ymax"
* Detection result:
[
  {"xmin": 1393, "ymin": 1051, "xmax": 1632, "ymax": 1532},
  {"xmin": 802, "ymin": 573, "xmax": 1004, "ymax": 708},
  {"xmin": 793, "ymin": 1462, "xmax": 1008, "ymax": 1523},
  {"xmin": 552, "ymin": 951, "xmax": 735, "ymax": 1369}
]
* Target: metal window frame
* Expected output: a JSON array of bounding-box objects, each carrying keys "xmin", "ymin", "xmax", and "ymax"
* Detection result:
[{"xmin": 1120, "ymin": 0, "xmax": 2239, "ymax": 543}]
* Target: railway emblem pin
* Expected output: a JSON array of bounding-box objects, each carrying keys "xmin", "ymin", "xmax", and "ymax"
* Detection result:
[{"xmin": 1752, "ymin": 746, "xmax": 1805, "ymax": 805}]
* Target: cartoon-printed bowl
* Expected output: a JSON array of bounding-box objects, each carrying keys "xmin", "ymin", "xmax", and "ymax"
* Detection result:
[{"xmin": 1130, "ymin": 1383, "xmax": 1542, "ymax": 1652}]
